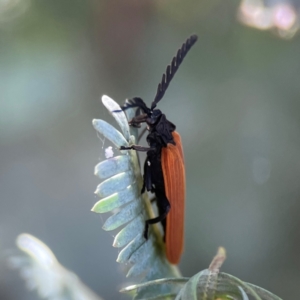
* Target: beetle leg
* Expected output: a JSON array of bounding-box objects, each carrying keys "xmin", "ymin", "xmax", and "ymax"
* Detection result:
[
  {"xmin": 120, "ymin": 145, "xmax": 151, "ymax": 152},
  {"xmin": 143, "ymin": 194, "xmax": 170, "ymax": 240}
]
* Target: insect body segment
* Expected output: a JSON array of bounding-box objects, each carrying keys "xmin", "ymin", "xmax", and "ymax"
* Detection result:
[
  {"xmin": 162, "ymin": 132, "xmax": 185, "ymax": 264},
  {"xmin": 117, "ymin": 34, "xmax": 198, "ymax": 264}
]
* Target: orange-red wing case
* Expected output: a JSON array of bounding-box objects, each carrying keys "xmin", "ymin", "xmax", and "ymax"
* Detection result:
[{"xmin": 161, "ymin": 131, "xmax": 185, "ymax": 264}]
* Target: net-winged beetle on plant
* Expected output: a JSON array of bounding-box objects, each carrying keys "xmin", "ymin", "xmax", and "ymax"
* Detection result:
[{"xmin": 114, "ymin": 34, "xmax": 198, "ymax": 264}]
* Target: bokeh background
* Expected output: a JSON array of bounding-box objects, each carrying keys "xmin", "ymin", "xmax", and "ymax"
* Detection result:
[{"xmin": 1, "ymin": 0, "xmax": 300, "ymax": 299}]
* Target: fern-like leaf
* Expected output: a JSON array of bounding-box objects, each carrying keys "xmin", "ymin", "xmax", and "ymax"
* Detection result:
[
  {"xmin": 92, "ymin": 95, "xmax": 181, "ymax": 297},
  {"xmin": 8, "ymin": 233, "xmax": 102, "ymax": 300},
  {"xmin": 120, "ymin": 248, "xmax": 283, "ymax": 300}
]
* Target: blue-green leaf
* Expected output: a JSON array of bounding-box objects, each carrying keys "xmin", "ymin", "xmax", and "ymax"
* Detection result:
[
  {"xmin": 128, "ymin": 238, "xmax": 155, "ymax": 264},
  {"xmin": 94, "ymin": 171, "xmax": 134, "ymax": 198},
  {"xmin": 103, "ymin": 201, "xmax": 142, "ymax": 231},
  {"xmin": 9, "ymin": 233, "xmax": 103, "ymax": 300},
  {"xmin": 94, "ymin": 155, "xmax": 131, "ymax": 180},
  {"xmin": 244, "ymin": 283, "xmax": 282, "ymax": 300},
  {"xmin": 92, "ymin": 186, "xmax": 137, "ymax": 213},
  {"xmin": 121, "ymin": 278, "xmax": 188, "ymax": 300},
  {"xmin": 113, "ymin": 214, "xmax": 144, "ymax": 248},
  {"xmin": 120, "ymin": 248, "xmax": 282, "ymax": 300},
  {"xmin": 92, "ymin": 119, "xmax": 128, "ymax": 148},
  {"xmin": 123, "ymin": 270, "xmax": 281, "ymax": 300},
  {"xmin": 116, "ymin": 233, "xmax": 145, "ymax": 263},
  {"xmin": 92, "ymin": 95, "xmax": 180, "ymax": 289},
  {"xmin": 123, "ymin": 98, "xmax": 139, "ymax": 141},
  {"xmin": 102, "ymin": 95, "xmax": 131, "ymax": 141},
  {"xmin": 126, "ymin": 242, "xmax": 156, "ymax": 278}
]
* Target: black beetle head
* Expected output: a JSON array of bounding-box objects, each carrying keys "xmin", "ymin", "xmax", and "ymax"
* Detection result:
[
  {"xmin": 147, "ymin": 109, "xmax": 162, "ymax": 125},
  {"xmin": 122, "ymin": 97, "xmax": 163, "ymax": 128}
]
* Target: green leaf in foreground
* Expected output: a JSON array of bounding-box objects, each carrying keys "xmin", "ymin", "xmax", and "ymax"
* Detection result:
[
  {"xmin": 121, "ymin": 247, "xmax": 282, "ymax": 300},
  {"xmin": 8, "ymin": 233, "xmax": 102, "ymax": 300}
]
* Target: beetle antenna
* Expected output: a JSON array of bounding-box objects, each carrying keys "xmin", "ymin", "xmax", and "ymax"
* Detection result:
[{"xmin": 151, "ymin": 34, "xmax": 198, "ymax": 111}]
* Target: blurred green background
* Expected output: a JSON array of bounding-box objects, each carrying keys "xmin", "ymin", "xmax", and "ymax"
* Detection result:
[{"xmin": 1, "ymin": 0, "xmax": 300, "ymax": 299}]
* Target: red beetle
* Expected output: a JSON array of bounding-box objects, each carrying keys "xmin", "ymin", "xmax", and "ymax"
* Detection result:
[{"xmin": 117, "ymin": 35, "xmax": 197, "ymax": 264}]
